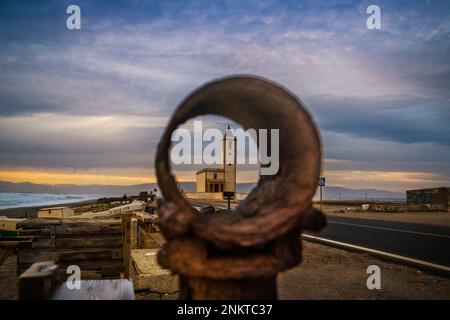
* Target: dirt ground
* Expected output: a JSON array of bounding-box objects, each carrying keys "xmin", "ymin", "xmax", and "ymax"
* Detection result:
[
  {"xmin": 0, "ymin": 254, "xmax": 17, "ymax": 300},
  {"xmin": 318, "ymin": 204, "xmax": 450, "ymax": 227},
  {"xmin": 2, "ymin": 241, "xmax": 450, "ymax": 300},
  {"xmin": 278, "ymin": 241, "xmax": 450, "ymax": 299}
]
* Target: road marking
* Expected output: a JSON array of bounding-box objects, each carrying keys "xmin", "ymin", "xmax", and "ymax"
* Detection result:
[
  {"xmin": 302, "ymin": 234, "xmax": 450, "ymax": 274},
  {"xmin": 328, "ymin": 220, "xmax": 450, "ymax": 239}
]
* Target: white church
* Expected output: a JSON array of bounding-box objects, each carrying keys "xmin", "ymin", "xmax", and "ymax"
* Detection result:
[{"xmin": 194, "ymin": 125, "xmax": 237, "ymax": 200}]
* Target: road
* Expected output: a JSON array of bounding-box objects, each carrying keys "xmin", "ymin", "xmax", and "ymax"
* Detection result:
[
  {"xmin": 190, "ymin": 199, "xmax": 238, "ymax": 211},
  {"xmin": 189, "ymin": 199, "xmax": 450, "ymax": 267},
  {"xmin": 312, "ymin": 215, "xmax": 450, "ymax": 266}
]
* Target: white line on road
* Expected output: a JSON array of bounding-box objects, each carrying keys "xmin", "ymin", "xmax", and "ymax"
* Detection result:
[
  {"xmin": 327, "ymin": 220, "xmax": 450, "ymax": 239},
  {"xmin": 302, "ymin": 234, "xmax": 450, "ymax": 274}
]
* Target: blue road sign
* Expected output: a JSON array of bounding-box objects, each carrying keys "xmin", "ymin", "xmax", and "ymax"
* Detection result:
[{"xmin": 319, "ymin": 177, "xmax": 326, "ymax": 187}]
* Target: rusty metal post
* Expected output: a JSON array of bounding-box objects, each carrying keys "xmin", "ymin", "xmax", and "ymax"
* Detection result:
[{"xmin": 155, "ymin": 76, "xmax": 326, "ymax": 300}]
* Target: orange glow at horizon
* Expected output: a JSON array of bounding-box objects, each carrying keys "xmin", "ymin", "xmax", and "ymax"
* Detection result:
[
  {"xmin": 0, "ymin": 168, "xmax": 447, "ymax": 192},
  {"xmin": 0, "ymin": 170, "xmax": 156, "ymax": 186},
  {"xmin": 0, "ymin": 168, "xmax": 260, "ymax": 185}
]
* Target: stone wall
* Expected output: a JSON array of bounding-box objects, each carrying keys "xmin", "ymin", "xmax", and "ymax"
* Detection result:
[{"xmin": 406, "ymin": 187, "xmax": 449, "ymax": 210}]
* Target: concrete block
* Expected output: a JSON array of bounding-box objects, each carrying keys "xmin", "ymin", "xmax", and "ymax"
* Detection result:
[{"xmin": 130, "ymin": 249, "xmax": 178, "ymax": 294}]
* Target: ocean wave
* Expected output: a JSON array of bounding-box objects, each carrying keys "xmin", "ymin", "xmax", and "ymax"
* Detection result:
[{"xmin": 0, "ymin": 192, "xmax": 100, "ymax": 209}]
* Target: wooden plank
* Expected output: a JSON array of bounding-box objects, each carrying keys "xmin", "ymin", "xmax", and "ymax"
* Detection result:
[
  {"xmin": 149, "ymin": 233, "xmax": 165, "ymax": 248},
  {"xmin": 57, "ymin": 249, "xmax": 123, "ymax": 261},
  {"xmin": 18, "ymin": 251, "xmax": 57, "ymax": 263},
  {"xmin": 56, "ymin": 236, "xmax": 122, "ymax": 249},
  {"xmin": 138, "ymin": 227, "xmax": 160, "ymax": 249},
  {"xmin": 20, "ymin": 223, "xmax": 123, "ymax": 242},
  {"xmin": 56, "ymin": 259, "xmax": 124, "ymax": 271},
  {"xmin": 19, "ymin": 218, "xmax": 122, "ymax": 229},
  {"xmin": 31, "ymin": 239, "xmax": 51, "ymax": 249},
  {"xmin": 19, "ymin": 248, "xmax": 122, "ymax": 263},
  {"xmin": 122, "ymin": 213, "xmax": 132, "ymax": 278},
  {"xmin": 19, "ymin": 219, "xmax": 62, "ymax": 228},
  {"xmin": 55, "ymin": 225, "xmax": 122, "ymax": 236},
  {"xmin": 20, "ymin": 246, "xmax": 123, "ymax": 254},
  {"xmin": 18, "ymin": 228, "xmax": 51, "ymax": 237},
  {"xmin": 100, "ymin": 265, "xmax": 125, "ymax": 276},
  {"xmin": 0, "ymin": 235, "xmax": 35, "ymax": 241},
  {"xmin": 130, "ymin": 218, "xmax": 138, "ymax": 250},
  {"xmin": 0, "ymin": 248, "xmax": 13, "ymax": 266},
  {"xmin": 18, "ymin": 221, "xmax": 122, "ymax": 239},
  {"xmin": 133, "ymin": 211, "xmax": 158, "ymax": 224},
  {"xmin": 0, "ymin": 240, "xmax": 33, "ymax": 249}
]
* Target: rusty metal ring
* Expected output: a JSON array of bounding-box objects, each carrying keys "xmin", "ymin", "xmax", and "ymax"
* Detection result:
[{"xmin": 156, "ymin": 75, "xmax": 322, "ymax": 249}]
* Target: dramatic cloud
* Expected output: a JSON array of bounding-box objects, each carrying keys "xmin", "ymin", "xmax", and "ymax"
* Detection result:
[
  {"xmin": 0, "ymin": 0, "xmax": 449, "ymax": 189},
  {"xmin": 0, "ymin": 114, "xmax": 166, "ymax": 168}
]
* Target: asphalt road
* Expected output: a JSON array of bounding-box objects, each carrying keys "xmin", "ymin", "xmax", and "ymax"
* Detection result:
[
  {"xmin": 312, "ymin": 215, "xmax": 450, "ymax": 266},
  {"xmin": 189, "ymin": 199, "xmax": 450, "ymax": 266}
]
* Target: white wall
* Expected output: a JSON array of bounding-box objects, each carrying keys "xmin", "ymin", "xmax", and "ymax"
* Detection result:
[{"xmin": 185, "ymin": 192, "xmax": 224, "ymax": 200}]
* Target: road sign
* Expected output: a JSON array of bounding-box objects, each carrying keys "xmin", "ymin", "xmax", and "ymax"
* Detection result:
[{"xmin": 319, "ymin": 177, "xmax": 326, "ymax": 187}]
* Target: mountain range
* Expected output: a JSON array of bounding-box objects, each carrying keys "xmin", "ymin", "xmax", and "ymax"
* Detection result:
[{"xmin": 0, "ymin": 180, "xmax": 405, "ymax": 200}]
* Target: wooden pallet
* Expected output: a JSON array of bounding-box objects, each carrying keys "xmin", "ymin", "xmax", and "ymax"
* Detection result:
[{"xmin": 16, "ymin": 219, "xmax": 124, "ymax": 280}]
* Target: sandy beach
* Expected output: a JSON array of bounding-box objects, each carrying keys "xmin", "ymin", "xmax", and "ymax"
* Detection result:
[{"xmin": 0, "ymin": 199, "xmax": 99, "ymax": 219}]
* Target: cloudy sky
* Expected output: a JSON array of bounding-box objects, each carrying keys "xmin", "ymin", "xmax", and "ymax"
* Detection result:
[{"xmin": 0, "ymin": 0, "xmax": 449, "ymax": 191}]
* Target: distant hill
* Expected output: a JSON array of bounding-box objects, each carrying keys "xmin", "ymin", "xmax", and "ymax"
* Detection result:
[
  {"xmin": 0, "ymin": 181, "xmax": 165, "ymax": 196},
  {"xmin": 0, "ymin": 180, "xmax": 404, "ymax": 200},
  {"xmin": 234, "ymin": 183, "xmax": 405, "ymax": 200}
]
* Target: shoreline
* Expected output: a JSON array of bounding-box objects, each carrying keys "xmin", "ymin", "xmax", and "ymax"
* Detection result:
[{"xmin": 0, "ymin": 199, "xmax": 99, "ymax": 219}]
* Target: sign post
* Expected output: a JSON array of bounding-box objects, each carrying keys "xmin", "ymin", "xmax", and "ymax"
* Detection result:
[
  {"xmin": 319, "ymin": 177, "xmax": 326, "ymax": 212},
  {"xmin": 223, "ymin": 192, "xmax": 233, "ymax": 212}
]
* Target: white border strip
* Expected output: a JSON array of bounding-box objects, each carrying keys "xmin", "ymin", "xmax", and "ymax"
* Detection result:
[{"xmin": 302, "ymin": 234, "xmax": 450, "ymax": 275}]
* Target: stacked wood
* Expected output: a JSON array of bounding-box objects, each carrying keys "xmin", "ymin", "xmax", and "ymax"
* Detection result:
[{"xmin": 17, "ymin": 218, "xmax": 124, "ymax": 281}]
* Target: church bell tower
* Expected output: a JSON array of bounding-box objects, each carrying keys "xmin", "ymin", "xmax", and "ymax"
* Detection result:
[{"xmin": 222, "ymin": 125, "xmax": 237, "ymax": 198}]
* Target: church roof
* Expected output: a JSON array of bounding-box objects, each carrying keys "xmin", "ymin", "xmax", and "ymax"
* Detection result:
[
  {"xmin": 196, "ymin": 168, "xmax": 224, "ymax": 175},
  {"xmin": 224, "ymin": 125, "xmax": 234, "ymax": 138}
]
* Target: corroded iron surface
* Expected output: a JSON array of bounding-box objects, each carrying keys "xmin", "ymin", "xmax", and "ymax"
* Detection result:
[{"xmin": 155, "ymin": 76, "xmax": 326, "ymax": 299}]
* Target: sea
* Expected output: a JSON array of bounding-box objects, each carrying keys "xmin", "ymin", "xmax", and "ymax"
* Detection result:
[{"xmin": 0, "ymin": 192, "xmax": 100, "ymax": 210}]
